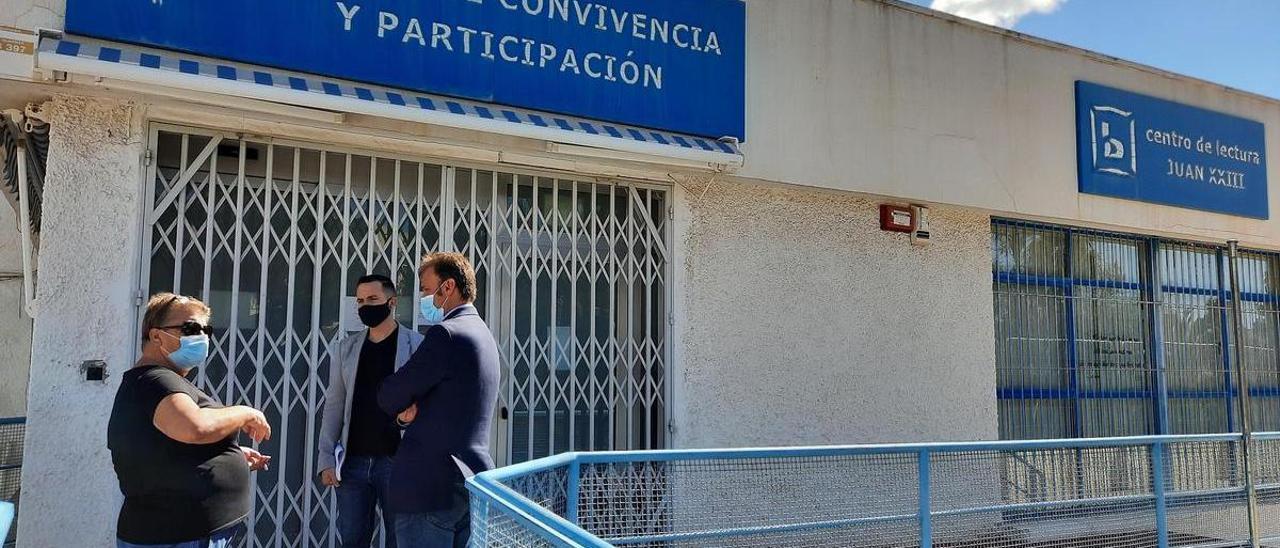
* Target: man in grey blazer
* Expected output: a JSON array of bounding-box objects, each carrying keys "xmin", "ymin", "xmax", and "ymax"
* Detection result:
[{"xmin": 317, "ymin": 274, "xmax": 424, "ymax": 548}]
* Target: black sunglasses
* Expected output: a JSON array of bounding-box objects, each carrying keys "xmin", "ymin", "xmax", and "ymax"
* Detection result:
[{"xmin": 159, "ymin": 320, "xmax": 214, "ymax": 337}]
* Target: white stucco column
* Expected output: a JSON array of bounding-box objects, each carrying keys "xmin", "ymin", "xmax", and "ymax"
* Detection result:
[{"xmin": 17, "ymin": 95, "xmax": 144, "ymax": 548}]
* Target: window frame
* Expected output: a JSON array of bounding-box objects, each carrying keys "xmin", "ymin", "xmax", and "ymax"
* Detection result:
[{"xmin": 993, "ymin": 218, "xmax": 1280, "ymax": 438}]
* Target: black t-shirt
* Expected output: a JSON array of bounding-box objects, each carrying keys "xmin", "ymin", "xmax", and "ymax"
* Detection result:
[
  {"xmin": 346, "ymin": 330, "xmax": 402, "ymax": 457},
  {"xmin": 107, "ymin": 365, "xmax": 251, "ymax": 544}
]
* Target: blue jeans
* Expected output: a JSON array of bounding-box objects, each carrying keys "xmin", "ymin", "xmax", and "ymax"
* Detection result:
[
  {"xmin": 393, "ymin": 485, "xmax": 470, "ymax": 548},
  {"xmin": 117, "ymin": 521, "xmax": 245, "ymax": 548},
  {"xmin": 336, "ymin": 455, "xmax": 397, "ymax": 548}
]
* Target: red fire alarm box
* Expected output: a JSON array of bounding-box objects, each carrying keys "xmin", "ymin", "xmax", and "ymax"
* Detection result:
[{"xmin": 880, "ymin": 204, "xmax": 913, "ymax": 233}]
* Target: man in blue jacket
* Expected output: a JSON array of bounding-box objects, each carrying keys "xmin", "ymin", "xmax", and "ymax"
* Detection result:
[{"xmin": 378, "ymin": 252, "xmax": 500, "ymax": 548}]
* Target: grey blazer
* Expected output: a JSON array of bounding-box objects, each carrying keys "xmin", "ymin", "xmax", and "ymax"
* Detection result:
[{"xmin": 317, "ymin": 325, "xmax": 424, "ymax": 472}]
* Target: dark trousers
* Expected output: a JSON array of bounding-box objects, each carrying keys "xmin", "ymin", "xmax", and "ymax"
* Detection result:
[
  {"xmin": 393, "ymin": 484, "xmax": 470, "ymax": 548},
  {"xmin": 336, "ymin": 455, "xmax": 397, "ymax": 548}
]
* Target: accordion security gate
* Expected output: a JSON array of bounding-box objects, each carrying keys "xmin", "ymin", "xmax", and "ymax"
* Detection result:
[
  {"xmin": 469, "ymin": 433, "xmax": 1280, "ymax": 548},
  {"xmin": 138, "ymin": 125, "xmax": 672, "ymax": 547}
]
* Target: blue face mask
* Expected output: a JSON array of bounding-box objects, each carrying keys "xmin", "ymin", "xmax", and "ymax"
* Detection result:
[
  {"xmin": 163, "ymin": 331, "xmax": 210, "ymax": 371},
  {"xmin": 419, "ymin": 296, "xmax": 445, "ymax": 325}
]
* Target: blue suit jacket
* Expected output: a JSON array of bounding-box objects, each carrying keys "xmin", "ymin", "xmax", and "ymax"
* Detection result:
[{"xmin": 377, "ymin": 304, "xmax": 500, "ymax": 513}]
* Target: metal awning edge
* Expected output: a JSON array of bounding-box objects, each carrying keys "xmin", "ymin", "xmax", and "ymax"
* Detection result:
[{"xmin": 36, "ymin": 35, "xmax": 744, "ymax": 169}]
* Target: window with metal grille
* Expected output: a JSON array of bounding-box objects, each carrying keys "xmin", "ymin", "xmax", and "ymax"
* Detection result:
[{"xmin": 993, "ymin": 219, "xmax": 1280, "ymax": 440}]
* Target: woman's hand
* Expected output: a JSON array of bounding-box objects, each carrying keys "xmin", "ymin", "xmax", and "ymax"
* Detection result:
[
  {"xmin": 396, "ymin": 403, "xmax": 418, "ymax": 427},
  {"xmin": 241, "ymin": 447, "xmax": 272, "ymax": 471},
  {"xmin": 238, "ymin": 407, "xmax": 272, "ymax": 443}
]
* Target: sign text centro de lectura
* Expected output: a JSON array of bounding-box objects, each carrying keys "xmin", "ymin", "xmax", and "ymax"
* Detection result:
[
  {"xmin": 65, "ymin": 0, "xmax": 747, "ymax": 140},
  {"xmin": 1076, "ymin": 81, "xmax": 1268, "ymax": 219}
]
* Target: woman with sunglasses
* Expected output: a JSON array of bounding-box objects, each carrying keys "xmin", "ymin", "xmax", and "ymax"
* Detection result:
[{"xmin": 108, "ymin": 293, "xmax": 273, "ymax": 548}]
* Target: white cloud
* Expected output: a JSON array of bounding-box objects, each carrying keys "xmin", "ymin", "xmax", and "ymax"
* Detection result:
[{"xmin": 929, "ymin": 0, "xmax": 1066, "ymax": 28}]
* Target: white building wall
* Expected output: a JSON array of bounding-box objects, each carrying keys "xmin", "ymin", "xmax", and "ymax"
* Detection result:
[
  {"xmin": 672, "ymin": 179, "xmax": 997, "ymax": 448},
  {"xmin": 0, "ymin": 0, "xmax": 62, "ymax": 31},
  {"xmin": 3, "ymin": 97, "xmax": 1004, "ymax": 544},
  {"xmin": 737, "ymin": 0, "xmax": 1280, "ymax": 248},
  {"xmin": 0, "ymin": 199, "xmax": 31, "ymax": 417},
  {"xmin": 16, "ymin": 95, "xmax": 141, "ymax": 548},
  {"xmin": 4, "ymin": 0, "xmax": 1280, "ymax": 543}
]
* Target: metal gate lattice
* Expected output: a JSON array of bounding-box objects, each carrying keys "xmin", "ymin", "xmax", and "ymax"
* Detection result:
[{"xmin": 139, "ymin": 126, "xmax": 671, "ymax": 547}]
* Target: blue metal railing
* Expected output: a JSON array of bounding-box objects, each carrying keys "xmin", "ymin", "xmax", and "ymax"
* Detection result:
[
  {"xmin": 468, "ymin": 433, "xmax": 1280, "ymax": 548},
  {"xmin": 0, "ymin": 417, "xmax": 24, "ymax": 548}
]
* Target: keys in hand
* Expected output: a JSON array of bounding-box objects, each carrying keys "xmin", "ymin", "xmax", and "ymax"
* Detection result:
[
  {"xmin": 240, "ymin": 407, "xmax": 272, "ymax": 442},
  {"xmin": 242, "ymin": 447, "xmax": 272, "ymax": 471}
]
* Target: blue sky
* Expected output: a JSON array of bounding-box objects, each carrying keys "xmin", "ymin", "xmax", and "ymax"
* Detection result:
[{"xmin": 905, "ymin": 0, "xmax": 1280, "ymax": 100}]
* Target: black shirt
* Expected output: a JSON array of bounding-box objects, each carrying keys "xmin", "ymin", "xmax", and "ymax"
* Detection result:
[
  {"xmin": 347, "ymin": 329, "xmax": 402, "ymax": 457},
  {"xmin": 107, "ymin": 365, "xmax": 251, "ymax": 544}
]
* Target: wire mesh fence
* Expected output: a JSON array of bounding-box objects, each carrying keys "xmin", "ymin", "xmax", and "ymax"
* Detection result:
[
  {"xmin": 575, "ymin": 454, "xmax": 922, "ymax": 547},
  {"xmin": 468, "ymin": 229, "xmax": 1280, "ymax": 548},
  {"xmin": 0, "ymin": 417, "xmax": 23, "ymax": 548},
  {"xmin": 469, "ymin": 434, "xmax": 1280, "ymax": 548}
]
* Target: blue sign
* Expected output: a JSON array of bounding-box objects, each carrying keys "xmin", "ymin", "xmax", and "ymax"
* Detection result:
[
  {"xmin": 64, "ymin": 0, "xmax": 746, "ymax": 140},
  {"xmin": 1076, "ymin": 81, "xmax": 1268, "ymax": 219}
]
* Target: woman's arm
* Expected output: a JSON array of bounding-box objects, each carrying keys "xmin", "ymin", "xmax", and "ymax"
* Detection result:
[{"xmin": 153, "ymin": 393, "xmax": 272, "ymax": 445}]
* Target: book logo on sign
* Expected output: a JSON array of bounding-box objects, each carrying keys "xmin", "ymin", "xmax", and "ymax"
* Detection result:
[{"xmin": 1090, "ymin": 105, "xmax": 1137, "ymax": 177}]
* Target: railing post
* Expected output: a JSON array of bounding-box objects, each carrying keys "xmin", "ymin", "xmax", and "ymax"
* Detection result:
[
  {"xmin": 566, "ymin": 458, "xmax": 581, "ymax": 525},
  {"xmin": 1152, "ymin": 441, "xmax": 1168, "ymax": 548},
  {"xmin": 1228, "ymin": 240, "xmax": 1261, "ymax": 548},
  {"xmin": 919, "ymin": 450, "xmax": 932, "ymax": 548},
  {"xmin": 1146, "ymin": 241, "xmax": 1171, "ymax": 435}
]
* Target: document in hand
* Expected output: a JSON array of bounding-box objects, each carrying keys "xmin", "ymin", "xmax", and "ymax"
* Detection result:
[
  {"xmin": 334, "ymin": 444, "xmax": 345, "ymax": 482},
  {"xmin": 450, "ymin": 455, "xmax": 475, "ymax": 479}
]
